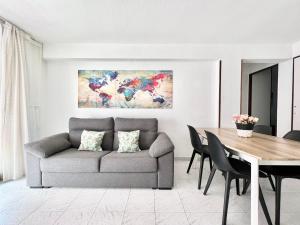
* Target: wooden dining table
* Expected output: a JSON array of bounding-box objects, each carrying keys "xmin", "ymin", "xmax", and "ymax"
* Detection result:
[{"xmin": 196, "ymin": 128, "xmax": 300, "ymax": 225}]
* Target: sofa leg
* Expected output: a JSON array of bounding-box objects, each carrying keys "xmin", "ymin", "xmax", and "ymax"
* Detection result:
[
  {"xmin": 152, "ymin": 187, "xmax": 157, "ymax": 190},
  {"xmin": 158, "ymin": 187, "xmax": 172, "ymax": 190}
]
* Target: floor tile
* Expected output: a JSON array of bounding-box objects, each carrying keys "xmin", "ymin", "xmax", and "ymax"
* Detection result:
[
  {"xmin": 55, "ymin": 209, "xmax": 93, "ymax": 225},
  {"xmin": 0, "ymin": 196, "xmax": 24, "ymax": 213},
  {"xmin": 263, "ymin": 190, "xmax": 300, "ymax": 214},
  {"xmin": 174, "ymin": 178, "xmax": 198, "ymax": 190},
  {"xmin": 279, "ymin": 213, "xmax": 300, "ymax": 225},
  {"xmin": 1, "ymin": 195, "xmax": 46, "ymax": 212},
  {"xmin": 0, "ymin": 210, "xmax": 33, "ymax": 225},
  {"xmin": 122, "ymin": 212, "xmax": 155, "ymax": 225},
  {"xmin": 156, "ymin": 212, "xmax": 189, "ymax": 225},
  {"xmin": 20, "ymin": 210, "xmax": 64, "ymax": 225},
  {"xmin": 187, "ymin": 212, "xmax": 222, "ymax": 225},
  {"xmin": 187, "ymin": 212, "xmax": 271, "ymax": 225},
  {"xmin": 260, "ymin": 178, "xmax": 300, "ymax": 193},
  {"xmin": 38, "ymin": 189, "xmax": 80, "ymax": 211},
  {"xmin": 96, "ymin": 189, "xmax": 130, "ymax": 212},
  {"xmin": 179, "ymin": 191, "xmax": 223, "ymax": 213},
  {"xmin": 227, "ymin": 194, "xmax": 251, "ymax": 213},
  {"xmin": 126, "ymin": 189, "xmax": 154, "ymax": 212},
  {"xmin": 68, "ymin": 189, "xmax": 106, "ymax": 210},
  {"xmin": 155, "ymin": 190, "xmax": 185, "ymax": 212},
  {"xmin": 38, "ymin": 198, "xmax": 74, "ymax": 212},
  {"xmin": 89, "ymin": 211, "xmax": 123, "ymax": 225}
]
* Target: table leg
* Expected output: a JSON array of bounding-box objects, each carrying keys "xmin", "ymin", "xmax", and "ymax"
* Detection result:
[{"xmin": 251, "ymin": 158, "xmax": 259, "ymax": 225}]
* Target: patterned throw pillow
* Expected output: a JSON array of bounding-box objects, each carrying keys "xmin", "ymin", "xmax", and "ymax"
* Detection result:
[
  {"xmin": 117, "ymin": 130, "xmax": 141, "ymax": 153},
  {"xmin": 78, "ymin": 130, "xmax": 105, "ymax": 151}
]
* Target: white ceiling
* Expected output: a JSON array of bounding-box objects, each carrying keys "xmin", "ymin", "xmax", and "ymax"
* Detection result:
[{"xmin": 0, "ymin": 0, "xmax": 300, "ymax": 44}]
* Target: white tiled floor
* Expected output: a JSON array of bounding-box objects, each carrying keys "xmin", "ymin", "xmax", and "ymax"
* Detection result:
[{"xmin": 1, "ymin": 159, "xmax": 300, "ymax": 225}]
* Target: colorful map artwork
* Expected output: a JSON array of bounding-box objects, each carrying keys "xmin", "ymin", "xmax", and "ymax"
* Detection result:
[{"xmin": 78, "ymin": 70, "xmax": 173, "ymax": 108}]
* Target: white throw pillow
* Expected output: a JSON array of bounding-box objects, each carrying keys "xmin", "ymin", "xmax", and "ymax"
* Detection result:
[
  {"xmin": 78, "ymin": 130, "xmax": 105, "ymax": 151},
  {"xmin": 117, "ymin": 130, "xmax": 141, "ymax": 153}
]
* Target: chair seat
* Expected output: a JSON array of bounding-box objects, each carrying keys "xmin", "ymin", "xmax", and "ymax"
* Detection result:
[
  {"xmin": 260, "ymin": 165, "xmax": 300, "ymax": 177},
  {"xmin": 228, "ymin": 158, "xmax": 266, "ymax": 177},
  {"xmin": 100, "ymin": 150, "xmax": 157, "ymax": 173},
  {"xmin": 195, "ymin": 145, "xmax": 210, "ymax": 154},
  {"xmin": 228, "ymin": 158, "xmax": 251, "ymax": 176},
  {"xmin": 41, "ymin": 148, "xmax": 111, "ymax": 173}
]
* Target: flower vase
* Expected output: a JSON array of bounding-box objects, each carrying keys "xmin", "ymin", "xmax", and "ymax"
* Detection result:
[{"xmin": 235, "ymin": 123, "xmax": 254, "ymax": 138}]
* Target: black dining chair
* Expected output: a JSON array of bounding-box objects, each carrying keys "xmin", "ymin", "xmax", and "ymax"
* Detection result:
[
  {"xmin": 253, "ymin": 125, "xmax": 273, "ymax": 135},
  {"xmin": 260, "ymin": 130, "xmax": 300, "ymax": 225},
  {"xmin": 242, "ymin": 124, "xmax": 276, "ymax": 193},
  {"xmin": 187, "ymin": 125, "xmax": 242, "ymax": 194},
  {"xmin": 283, "ymin": 130, "xmax": 300, "ymax": 141},
  {"xmin": 204, "ymin": 131, "xmax": 272, "ymax": 225},
  {"xmin": 186, "ymin": 125, "xmax": 213, "ymax": 189}
]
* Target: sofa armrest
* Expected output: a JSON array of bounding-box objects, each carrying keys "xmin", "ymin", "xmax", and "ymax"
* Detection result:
[
  {"xmin": 24, "ymin": 133, "xmax": 71, "ymax": 158},
  {"xmin": 149, "ymin": 132, "xmax": 174, "ymax": 158}
]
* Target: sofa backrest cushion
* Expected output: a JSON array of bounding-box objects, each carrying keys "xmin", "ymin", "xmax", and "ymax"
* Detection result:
[
  {"xmin": 69, "ymin": 117, "xmax": 114, "ymax": 150},
  {"xmin": 113, "ymin": 118, "xmax": 158, "ymax": 150}
]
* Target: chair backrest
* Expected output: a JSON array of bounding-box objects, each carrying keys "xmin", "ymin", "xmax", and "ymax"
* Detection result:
[
  {"xmin": 187, "ymin": 125, "xmax": 203, "ymax": 150},
  {"xmin": 253, "ymin": 125, "xmax": 272, "ymax": 135},
  {"xmin": 205, "ymin": 131, "xmax": 234, "ymax": 172},
  {"xmin": 284, "ymin": 130, "xmax": 300, "ymax": 142}
]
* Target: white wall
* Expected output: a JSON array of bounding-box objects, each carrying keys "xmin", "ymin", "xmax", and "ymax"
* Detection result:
[
  {"xmin": 24, "ymin": 39, "xmax": 43, "ymax": 141},
  {"xmin": 291, "ymin": 58, "xmax": 300, "ymax": 130},
  {"xmin": 43, "ymin": 43, "xmax": 292, "ymax": 60},
  {"xmin": 277, "ymin": 59, "xmax": 293, "ymax": 137},
  {"xmin": 43, "ymin": 59, "xmax": 219, "ymax": 157},
  {"xmin": 42, "ymin": 43, "xmax": 294, "ymax": 157},
  {"xmin": 43, "ymin": 43, "xmax": 292, "ymax": 128},
  {"xmin": 293, "ymin": 41, "xmax": 300, "ymax": 57},
  {"xmin": 291, "ymin": 41, "xmax": 300, "ymax": 131}
]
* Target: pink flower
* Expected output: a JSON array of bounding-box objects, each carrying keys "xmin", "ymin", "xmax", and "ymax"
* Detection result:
[
  {"xmin": 232, "ymin": 115, "xmax": 240, "ymax": 122},
  {"xmin": 232, "ymin": 114, "xmax": 259, "ymax": 124}
]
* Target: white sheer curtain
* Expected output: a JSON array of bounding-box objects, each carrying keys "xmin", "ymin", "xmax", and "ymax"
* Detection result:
[{"xmin": 0, "ymin": 22, "xmax": 29, "ymax": 181}]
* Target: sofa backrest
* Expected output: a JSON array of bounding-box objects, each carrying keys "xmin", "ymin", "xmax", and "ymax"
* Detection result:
[
  {"xmin": 113, "ymin": 117, "xmax": 158, "ymax": 150},
  {"xmin": 69, "ymin": 117, "xmax": 114, "ymax": 150}
]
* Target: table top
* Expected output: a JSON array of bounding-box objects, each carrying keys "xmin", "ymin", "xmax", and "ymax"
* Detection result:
[{"xmin": 196, "ymin": 128, "xmax": 300, "ymax": 161}]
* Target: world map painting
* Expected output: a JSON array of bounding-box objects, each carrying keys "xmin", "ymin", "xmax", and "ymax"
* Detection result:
[{"xmin": 78, "ymin": 70, "xmax": 173, "ymax": 108}]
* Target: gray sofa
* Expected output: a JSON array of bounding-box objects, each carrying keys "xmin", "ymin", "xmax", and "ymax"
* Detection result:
[{"xmin": 24, "ymin": 117, "xmax": 174, "ymax": 189}]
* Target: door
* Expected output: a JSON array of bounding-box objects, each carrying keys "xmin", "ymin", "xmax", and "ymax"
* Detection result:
[{"xmin": 249, "ymin": 65, "xmax": 278, "ymax": 136}]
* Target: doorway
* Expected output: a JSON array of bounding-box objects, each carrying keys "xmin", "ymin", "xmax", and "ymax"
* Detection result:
[{"xmin": 248, "ymin": 65, "xmax": 278, "ymax": 136}]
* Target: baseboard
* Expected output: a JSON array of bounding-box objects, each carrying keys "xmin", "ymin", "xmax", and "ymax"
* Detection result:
[{"xmin": 175, "ymin": 156, "xmax": 210, "ymax": 161}]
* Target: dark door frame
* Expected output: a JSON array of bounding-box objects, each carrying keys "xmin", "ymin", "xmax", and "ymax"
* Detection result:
[{"xmin": 248, "ymin": 64, "xmax": 278, "ymax": 136}]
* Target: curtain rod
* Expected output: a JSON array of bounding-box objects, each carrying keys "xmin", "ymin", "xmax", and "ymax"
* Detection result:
[{"xmin": 0, "ymin": 16, "xmax": 42, "ymax": 47}]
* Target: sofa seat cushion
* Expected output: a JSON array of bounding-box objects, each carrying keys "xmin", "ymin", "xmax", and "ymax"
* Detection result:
[
  {"xmin": 40, "ymin": 148, "xmax": 111, "ymax": 173},
  {"xmin": 100, "ymin": 150, "xmax": 157, "ymax": 173}
]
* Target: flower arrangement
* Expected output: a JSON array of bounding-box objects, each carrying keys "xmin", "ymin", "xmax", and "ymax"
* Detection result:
[
  {"xmin": 232, "ymin": 114, "xmax": 259, "ymax": 124},
  {"xmin": 232, "ymin": 114, "xmax": 259, "ymax": 137}
]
